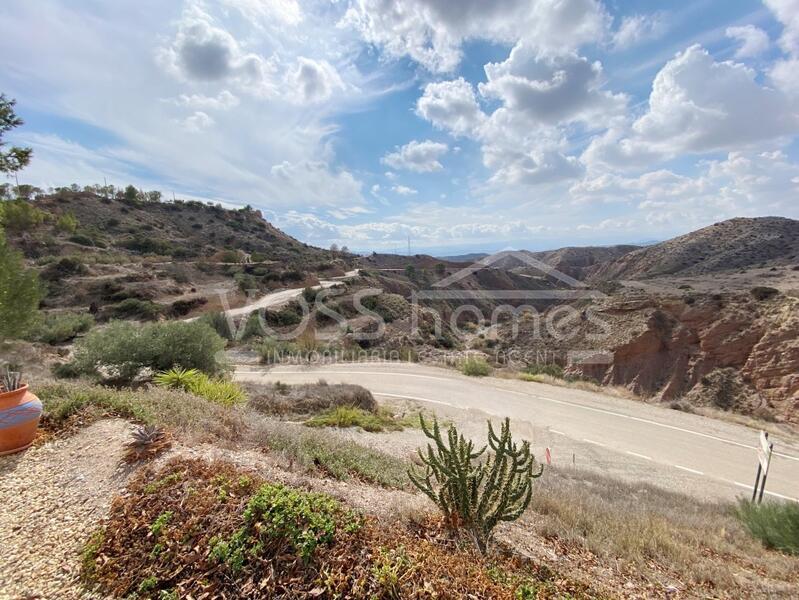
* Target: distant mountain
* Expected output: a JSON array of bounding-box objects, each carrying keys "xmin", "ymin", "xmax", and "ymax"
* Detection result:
[
  {"xmin": 590, "ymin": 217, "xmax": 799, "ymax": 281},
  {"xmin": 480, "ymin": 245, "xmax": 640, "ymax": 280},
  {"xmin": 436, "ymin": 252, "xmax": 489, "ymax": 263}
]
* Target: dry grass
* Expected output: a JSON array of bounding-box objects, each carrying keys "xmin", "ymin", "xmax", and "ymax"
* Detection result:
[
  {"xmin": 514, "ymin": 371, "xmax": 636, "ymax": 399},
  {"xmin": 524, "ymin": 466, "xmax": 799, "ymax": 596},
  {"xmin": 244, "ymin": 380, "xmax": 377, "ymax": 416},
  {"xmin": 37, "ymin": 381, "xmax": 248, "ymax": 443}
]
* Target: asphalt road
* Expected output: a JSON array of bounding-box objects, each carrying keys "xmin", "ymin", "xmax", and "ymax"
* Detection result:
[{"xmin": 235, "ymin": 361, "xmax": 799, "ymax": 503}]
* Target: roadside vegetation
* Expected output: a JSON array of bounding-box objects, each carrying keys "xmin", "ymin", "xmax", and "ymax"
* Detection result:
[
  {"xmin": 55, "ymin": 320, "xmax": 227, "ymax": 384},
  {"xmin": 460, "ymin": 355, "xmax": 493, "ymax": 377},
  {"xmin": 736, "ymin": 500, "xmax": 799, "ymax": 555},
  {"xmin": 80, "ymin": 458, "xmax": 596, "ymax": 599}
]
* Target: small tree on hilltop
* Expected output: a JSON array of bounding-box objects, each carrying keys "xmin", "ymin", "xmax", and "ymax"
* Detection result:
[
  {"xmin": 0, "ymin": 94, "xmax": 32, "ymax": 175},
  {"xmin": 409, "ymin": 416, "xmax": 543, "ymax": 553}
]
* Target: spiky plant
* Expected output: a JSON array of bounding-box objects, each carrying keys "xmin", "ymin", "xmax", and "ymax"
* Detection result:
[
  {"xmin": 123, "ymin": 424, "xmax": 171, "ymax": 464},
  {"xmin": 153, "ymin": 367, "xmax": 203, "ymax": 391},
  {"xmin": 1, "ymin": 367, "xmax": 23, "ymax": 393},
  {"xmin": 408, "ymin": 416, "xmax": 543, "ymax": 553}
]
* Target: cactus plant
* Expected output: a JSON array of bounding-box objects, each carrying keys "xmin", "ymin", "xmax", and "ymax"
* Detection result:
[{"xmin": 408, "ymin": 416, "xmax": 543, "ymax": 553}]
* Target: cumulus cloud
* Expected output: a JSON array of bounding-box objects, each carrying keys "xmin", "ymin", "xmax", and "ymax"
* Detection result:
[
  {"xmin": 764, "ymin": 0, "xmax": 799, "ymax": 55},
  {"xmin": 479, "ymin": 44, "xmax": 626, "ymax": 127},
  {"xmin": 416, "ymin": 78, "xmax": 486, "ymax": 136},
  {"xmin": 284, "ymin": 57, "xmax": 345, "ymax": 104},
  {"xmin": 486, "ymin": 146, "xmax": 584, "ymax": 185},
  {"xmin": 382, "ymin": 139, "xmax": 448, "ymax": 172},
  {"xmin": 341, "ymin": 0, "xmax": 610, "ymax": 72},
  {"xmin": 726, "ymin": 25, "xmax": 770, "ymax": 58},
  {"xmin": 612, "ymin": 13, "xmax": 666, "ymax": 50},
  {"xmin": 584, "ymin": 45, "xmax": 799, "ymax": 168},
  {"xmin": 573, "ymin": 150, "xmax": 799, "ymax": 220},
  {"xmin": 159, "ymin": 6, "xmax": 276, "ymax": 93}
]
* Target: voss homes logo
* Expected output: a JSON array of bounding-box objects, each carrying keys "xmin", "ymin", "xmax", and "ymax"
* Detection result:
[{"xmin": 410, "ymin": 250, "xmax": 614, "ymax": 367}]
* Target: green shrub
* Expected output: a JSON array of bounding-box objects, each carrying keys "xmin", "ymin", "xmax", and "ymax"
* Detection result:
[
  {"xmin": 736, "ymin": 500, "xmax": 799, "ymax": 555},
  {"xmin": 26, "ymin": 311, "xmax": 94, "ymax": 344},
  {"xmin": 40, "ymin": 256, "xmax": 88, "ymax": 281},
  {"xmin": 409, "ymin": 417, "xmax": 543, "ymax": 553},
  {"xmin": 54, "ymin": 212, "xmax": 78, "ymax": 234},
  {"xmin": 257, "ymin": 337, "xmax": 299, "ymax": 364},
  {"xmin": 460, "ymin": 356, "xmax": 492, "ymax": 377},
  {"xmin": 523, "ymin": 363, "xmax": 564, "ymax": 379},
  {"xmin": 305, "ymin": 405, "xmax": 408, "ymax": 433},
  {"xmin": 110, "ymin": 298, "xmax": 162, "ymax": 320},
  {"xmin": 65, "ymin": 320, "xmax": 226, "ymax": 384},
  {"xmin": 210, "ymin": 483, "xmax": 358, "ymax": 570},
  {"xmin": 199, "ymin": 311, "xmax": 233, "ymax": 340},
  {"xmin": 69, "ymin": 233, "xmax": 99, "ymax": 247},
  {"xmin": 155, "ymin": 367, "xmax": 245, "ymax": 406},
  {"xmin": 0, "ymin": 231, "xmax": 41, "ymax": 340},
  {"xmin": 0, "ymin": 199, "xmax": 47, "ymax": 232}
]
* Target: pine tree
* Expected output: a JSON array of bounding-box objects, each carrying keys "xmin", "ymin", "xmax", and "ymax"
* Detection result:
[
  {"xmin": 0, "ymin": 230, "xmax": 41, "ymax": 340},
  {"xmin": 0, "ymin": 94, "xmax": 32, "ymax": 175}
]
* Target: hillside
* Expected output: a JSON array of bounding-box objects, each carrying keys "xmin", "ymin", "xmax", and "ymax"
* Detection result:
[
  {"xmin": 590, "ymin": 217, "xmax": 799, "ymax": 281},
  {"xmin": 3, "ymin": 191, "xmax": 349, "ymax": 317}
]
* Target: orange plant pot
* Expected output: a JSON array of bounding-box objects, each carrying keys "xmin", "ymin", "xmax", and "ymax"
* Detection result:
[{"xmin": 0, "ymin": 384, "xmax": 43, "ymax": 456}]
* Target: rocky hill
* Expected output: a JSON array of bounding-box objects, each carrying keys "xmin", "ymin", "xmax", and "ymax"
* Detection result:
[
  {"xmin": 3, "ymin": 191, "xmax": 349, "ymax": 317},
  {"xmin": 590, "ymin": 217, "xmax": 799, "ymax": 281}
]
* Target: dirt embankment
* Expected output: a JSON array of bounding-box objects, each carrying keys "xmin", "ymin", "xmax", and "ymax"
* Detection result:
[{"xmin": 503, "ymin": 292, "xmax": 799, "ymax": 422}]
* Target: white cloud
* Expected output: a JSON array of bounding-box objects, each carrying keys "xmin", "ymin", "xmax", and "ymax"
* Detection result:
[
  {"xmin": 392, "ymin": 185, "xmax": 418, "ymax": 195},
  {"xmin": 382, "ymin": 139, "xmax": 448, "ymax": 172},
  {"xmin": 180, "ymin": 110, "xmax": 215, "ymax": 132},
  {"xmin": 158, "ymin": 5, "xmax": 276, "ymax": 95},
  {"xmin": 270, "ymin": 160, "xmax": 364, "ymax": 206},
  {"xmin": 341, "ymin": 0, "xmax": 610, "ymax": 72},
  {"xmin": 479, "ymin": 43, "xmax": 627, "ymax": 127},
  {"xmin": 573, "ymin": 150, "xmax": 799, "ymax": 223},
  {"xmin": 764, "ymin": 0, "xmax": 799, "ymax": 55},
  {"xmin": 170, "ymin": 90, "xmax": 240, "ymax": 110},
  {"xmin": 416, "ymin": 78, "xmax": 486, "ymax": 136},
  {"xmin": 219, "ymin": 0, "xmax": 302, "ymax": 26},
  {"xmin": 583, "ymin": 45, "xmax": 799, "ymax": 168},
  {"xmin": 770, "ymin": 57, "xmax": 799, "ymax": 98},
  {"xmin": 726, "ymin": 25, "xmax": 770, "ymax": 58},
  {"xmin": 612, "ymin": 13, "xmax": 666, "ymax": 50},
  {"xmin": 284, "ymin": 57, "xmax": 345, "ymax": 104},
  {"xmin": 486, "ymin": 146, "xmax": 584, "ymax": 186}
]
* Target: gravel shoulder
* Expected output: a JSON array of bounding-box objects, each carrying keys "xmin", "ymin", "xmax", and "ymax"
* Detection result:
[{"xmin": 0, "ymin": 419, "xmax": 135, "ymax": 600}]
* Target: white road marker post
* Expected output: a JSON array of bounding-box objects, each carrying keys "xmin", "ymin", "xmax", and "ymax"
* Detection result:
[{"xmin": 753, "ymin": 431, "xmax": 773, "ymax": 503}]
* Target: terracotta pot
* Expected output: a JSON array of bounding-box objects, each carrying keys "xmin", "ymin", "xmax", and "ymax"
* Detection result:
[{"xmin": 0, "ymin": 384, "xmax": 42, "ymax": 456}]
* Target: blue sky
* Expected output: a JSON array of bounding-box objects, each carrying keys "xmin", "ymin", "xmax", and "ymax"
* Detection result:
[{"xmin": 2, "ymin": 0, "xmax": 798, "ymax": 254}]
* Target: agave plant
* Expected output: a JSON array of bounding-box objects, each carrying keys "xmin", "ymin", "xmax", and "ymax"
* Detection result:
[
  {"xmin": 153, "ymin": 367, "xmax": 203, "ymax": 391},
  {"xmin": 123, "ymin": 424, "xmax": 172, "ymax": 464},
  {"xmin": 1, "ymin": 367, "xmax": 23, "ymax": 393}
]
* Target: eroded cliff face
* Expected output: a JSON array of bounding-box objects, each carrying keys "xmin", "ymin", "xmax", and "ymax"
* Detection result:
[
  {"xmin": 572, "ymin": 293, "xmax": 799, "ymax": 420},
  {"xmin": 501, "ymin": 292, "xmax": 799, "ymax": 421}
]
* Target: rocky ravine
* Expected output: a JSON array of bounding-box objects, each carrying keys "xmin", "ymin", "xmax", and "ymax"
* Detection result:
[{"xmin": 503, "ymin": 292, "xmax": 799, "ymax": 422}]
